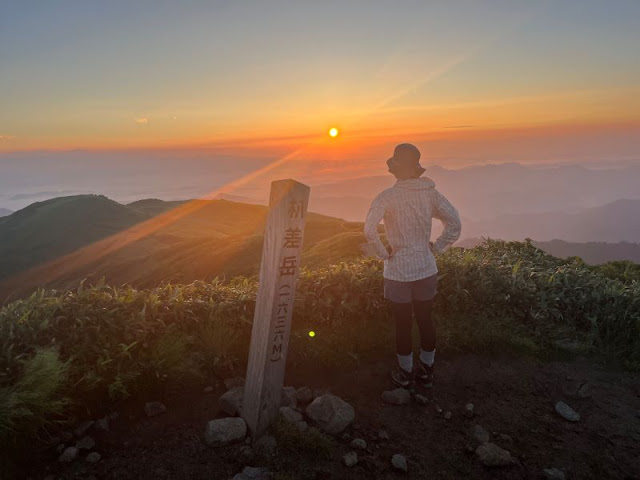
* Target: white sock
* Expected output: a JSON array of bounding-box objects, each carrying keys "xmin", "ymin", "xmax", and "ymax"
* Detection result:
[
  {"xmin": 420, "ymin": 349, "xmax": 435, "ymax": 367},
  {"xmin": 397, "ymin": 352, "xmax": 413, "ymax": 372}
]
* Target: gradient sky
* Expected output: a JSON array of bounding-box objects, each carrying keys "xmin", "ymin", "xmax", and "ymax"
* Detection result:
[{"xmin": 1, "ymin": 1, "xmax": 639, "ymax": 176}]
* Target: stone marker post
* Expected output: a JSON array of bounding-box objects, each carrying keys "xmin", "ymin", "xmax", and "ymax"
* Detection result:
[{"xmin": 242, "ymin": 179, "xmax": 310, "ymax": 440}]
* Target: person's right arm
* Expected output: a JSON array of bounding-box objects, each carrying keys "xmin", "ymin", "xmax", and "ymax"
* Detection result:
[{"xmin": 432, "ymin": 190, "xmax": 461, "ymax": 254}]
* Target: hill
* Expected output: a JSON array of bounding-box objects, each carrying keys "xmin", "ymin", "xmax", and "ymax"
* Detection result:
[
  {"xmin": 0, "ymin": 195, "xmax": 147, "ymax": 282},
  {"xmin": 459, "ymin": 237, "xmax": 640, "ymax": 264},
  {"xmin": 0, "ymin": 196, "xmax": 366, "ymax": 301}
]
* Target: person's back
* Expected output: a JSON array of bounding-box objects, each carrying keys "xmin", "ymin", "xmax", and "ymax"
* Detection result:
[
  {"xmin": 365, "ymin": 175, "xmax": 460, "ymax": 282},
  {"xmin": 363, "ymin": 143, "xmax": 461, "ymax": 396}
]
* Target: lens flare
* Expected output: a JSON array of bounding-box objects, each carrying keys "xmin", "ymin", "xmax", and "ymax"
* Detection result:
[{"xmin": 308, "ymin": 331, "xmax": 316, "ymax": 337}]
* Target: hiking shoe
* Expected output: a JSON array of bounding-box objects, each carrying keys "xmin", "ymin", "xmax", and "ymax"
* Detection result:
[
  {"xmin": 415, "ymin": 360, "xmax": 434, "ymax": 388},
  {"xmin": 391, "ymin": 365, "xmax": 415, "ymax": 390}
]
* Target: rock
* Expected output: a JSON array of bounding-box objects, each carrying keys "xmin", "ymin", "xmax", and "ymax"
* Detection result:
[
  {"xmin": 232, "ymin": 466, "xmax": 272, "ymax": 480},
  {"xmin": 204, "ymin": 417, "xmax": 247, "ymax": 446},
  {"xmin": 56, "ymin": 443, "xmax": 65, "ymax": 453},
  {"xmin": 475, "ymin": 442, "xmax": 512, "ymax": 467},
  {"xmin": 239, "ymin": 445, "xmax": 254, "ymax": 461},
  {"xmin": 254, "ymin": 434, "xmax": 277, "ymax": 457},
  {"xmin": 86, "ymin": 452, "xmax": 101, "ymax": 463},
  {"xmin": 343, "ymin": 451, "xmax": 358, "ymax": 467},
  {"xmin": 577, "ymin": 382, "xmax": 592, "ymax": 398},
  {"xmin": 464, "ymin": 403, "xmax": 475, "ymax": 418},
  {"xmin": 203, "ymin": 385, "xmax": 214, "ymax": 394},
  {"xmin": 543, "ymin": 467, "xmax": 566, "ymax": 480},
  {"xmin": 378, "ymin": 430, "xmax": 390, "ymax": 440},
  {"xmin": 75, "ymin": 435, "xmax": 96, "ymax": 450},
  {"xmin": 341, "ymin": 432, "xmax": 351, "ymax": 441},
  {"xmin": 58, "ymin": 446, "xmax": 79, "ymax": 463},
  {"xmin": 306, "ymin": 394, "xmax": 355, "ymax": 435},
  {"xmin": 219, "ymin": 387, "xmax": 244, "ymax": 416},
  {"xmin": 555, "ymin": 401, "xmax": 580, "ymax": 422},
  {"xmin": 313, "ymin": 388, "xmax": 329, "ymax": 399},
  {"xmin": 391, "ymin": 454, "xmax": 408, "ymax": 472},
  {"xmin": 281, "ymin": 386, "xmax": 297, "ymax": 408},
  {"xmin": 497, "ymin": 433, "xmax": 513, "ymax": 444},
  {"xmin": 295, "ymin": 420, "xmax": 309, "ymax": 433},
  {"xmin": 74, "ymin": 421, "xmax": 94, "ymax": 438},
  {"xmin": 414, "ymin": 394, "xmax": 429, "ymax": 405},
  {"xmin": 224, "ymin": 377, "xmax": 245, "ymax": 390},
  {"xmin": 95, "ymin": 417, "xmax": 109, "ymax": 431},
  {"xmin": 472, "ymin": 425, "xmax": 490, "ymax": 444},
  {"xmin": 381, "ymin": 388, "xmax": 411, "ymax": 405},
  {"xmin": 350, "ymin": 438, "xmax": 367, "ymax": 450},
  {"xmin": 144, "ymin": 401, "xmax": 167, "ymax": 418},
  {"xmin": 279, "ymin": 406, "xmax": 303, "ymax": 424},
  {"xmin": 296, "ymin": 386, "xmax": 313, "ymax": 404},
  {"xmin": 444, "ymin": 411, "xmax": 452, "ymax": 420}
]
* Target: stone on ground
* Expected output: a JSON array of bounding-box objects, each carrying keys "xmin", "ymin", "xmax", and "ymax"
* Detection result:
[
  {"xmin": 75, "ymin": 435, "xmax": 96, "ymax": 450},
  {"xmin": 219, "ymin": 387, "xmax": 244, "ymax": 416},
  {"xmin": 472, "ymin": 425, "xmax": 490, "ymax": 444},
  {"xmin": 391, "ymin": 454, "xmax": 408, "ymax": 472},
  {"xmin": 577, "ymin": 382, "xmax": 592, "ymax": 398},
  {"xmin": 382, "ymin": 388, "xmax": 411, "ymax": 405},
  {"xmin": 475, "ymin": 442, "xmax": 513, "ymax": 467},
  {"xmin": 281, "ymin": 386, "xmax": 298, "ymax": 409},
  {"xmin": 58, "ymin": 446, "xmax": 79, "ymax": 463},
  {"xmin": 295, "ymin": 420, "xmax": 309, "ymax": 433},
  {"xmin": 279, "ymin": 406, "xmax": 303, "ymax": 424},
  {"xmin": 86, "ymin": 452, "xmax": 101, "ymax": 463},
  {"xmin": 350, "ymin": 438, "xmax": 367, "ymax": 450},
  {"xmin": 232, "ymin": 466, "xmax": 272, "ymax": 480},
  {"xmin": 74, "ymin": 420, "xmax": 94, "ymax": 438},
  {"xmin": 543, "ymin": 467, "xmax": 566, "ymax": 480},
  {"xmin": 296, "ymin": 386, "xmax": 313, "ymax": 404},
  {"xmin": 464, "ymin": 403, "xmax": 475, "ymax": 417},
  {"xmin": 95, "ymin": 416, "xmax": 109, "ymax": 431},
  {"xmin": 306, "ymin": 394, "xmax": 355, "ymax": 434},
  {"xmin": 414, "ymin": 393, "xmax": 430, "ymax": 405},
  {"xmin": 224, "ymin": 376, "xmax": 245, "ymax": 390},
  {"xmin": 204, "ymin": 417, "xmax": 247, "ymax": 446},
  {"xmin": 144, "ymin": 401, "xmax": 167, "ymax": 418},
  {"xmin": 378, "ymin": 430, "xmax": 390, "ymax": 440},
  {"xmin": 343, "ymin": 451, "xmax": 358, "ymax": 467},
  {"xmin": 555, "ymin": 401, "xmax": 580, "ymax": 422},
  {"xmin": 444, "ymin": 411, "xmax": 452, "ymax": 420}
]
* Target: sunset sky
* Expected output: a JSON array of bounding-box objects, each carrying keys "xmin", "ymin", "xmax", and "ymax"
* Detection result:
[{"xmin": 1, "ymin": 1, "xmax": 639, "ymax": 186}]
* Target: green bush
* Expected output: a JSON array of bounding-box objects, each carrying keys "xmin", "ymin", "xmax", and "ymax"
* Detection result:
[{"xmin": 0, "ymin": 239, "xmax": 638, "ymax": 451}]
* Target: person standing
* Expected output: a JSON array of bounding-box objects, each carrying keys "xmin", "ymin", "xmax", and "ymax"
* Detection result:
[{"xmin": 363, "ymin": 143, "xmax": 461, "ymax": 391}]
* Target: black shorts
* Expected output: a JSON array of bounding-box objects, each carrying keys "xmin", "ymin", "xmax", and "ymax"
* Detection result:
[{"xmin": 383, "ymin": 274, "xmax": 438, "ymax": 304}]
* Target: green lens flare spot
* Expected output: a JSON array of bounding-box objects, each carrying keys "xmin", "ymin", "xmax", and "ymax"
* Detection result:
[{"xmin": 308, "ymin": 331, "xmax": 315, "ymax": 337}]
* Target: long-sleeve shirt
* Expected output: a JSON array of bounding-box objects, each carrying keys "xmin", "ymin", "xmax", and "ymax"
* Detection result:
[{"xmin": 363, "ymin": 176, "xmax": 461, "ymax": 281}]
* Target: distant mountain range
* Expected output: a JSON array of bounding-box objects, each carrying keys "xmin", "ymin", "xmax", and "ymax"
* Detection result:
[
  {"xmin": 0, "ymin": 208, "xmax": 12, "ymax": 217},
  {"xmin": 307, "ymin": 163, "xmax": 640, "ymax": 222}
]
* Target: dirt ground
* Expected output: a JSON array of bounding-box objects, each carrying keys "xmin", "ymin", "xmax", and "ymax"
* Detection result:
[{"xmin": 27, "ymin": 353, "xmax": 640, "ymax": 480}]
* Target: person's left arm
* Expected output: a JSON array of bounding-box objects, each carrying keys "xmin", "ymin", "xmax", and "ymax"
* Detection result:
[{"xmin": 363, "ymin": 194, "xmax": 391, "ymax": 260}]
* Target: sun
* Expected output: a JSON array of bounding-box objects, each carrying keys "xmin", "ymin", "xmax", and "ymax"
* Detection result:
[{"xmin": 328, "ymin": 127, "xmax": 339, "ymax": 138}]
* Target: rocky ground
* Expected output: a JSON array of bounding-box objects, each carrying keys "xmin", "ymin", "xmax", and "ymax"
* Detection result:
[{"xmin": 24, "ymin": 353, "xmax": 640, "ymax": 480}]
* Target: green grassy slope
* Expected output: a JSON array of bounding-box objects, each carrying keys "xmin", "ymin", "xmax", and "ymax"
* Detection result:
[
  {"xmin": 0, "ymin": 195, "xmax": 147, "ymax": 281},
  {"xmin": 0, "ymin": 197, "xmax": 364, "ymax": 300}
]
